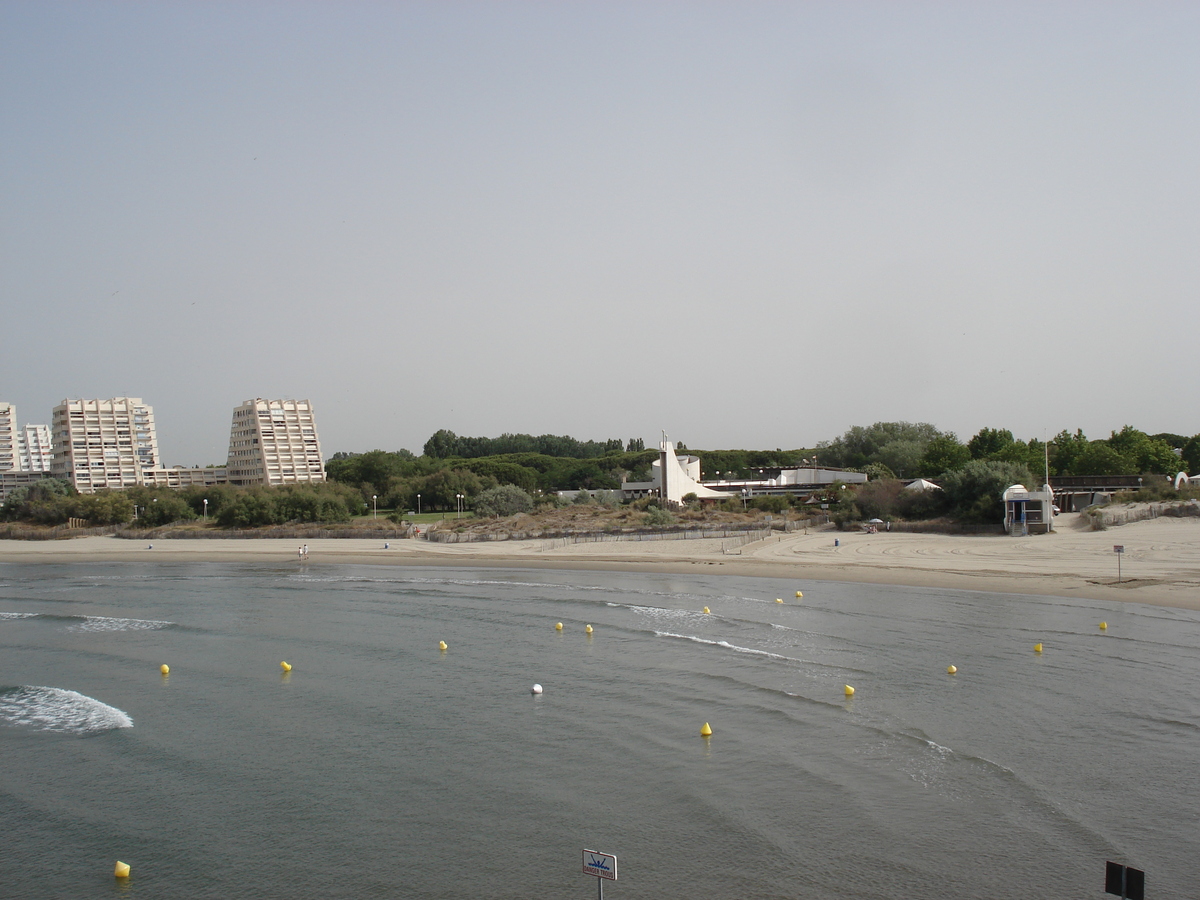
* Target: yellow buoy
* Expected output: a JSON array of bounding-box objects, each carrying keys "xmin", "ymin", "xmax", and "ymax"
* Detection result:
[
  {"xmin": 947, "ymin": 665, "xmax": 957, "ymax": 675},
  {"xmin": 1034, "ymin": 643, "xmax": 1043, "ymax": 653},
  {"xmin": 114, "ymin": 861, "xmax": 130, "ymax": 878},
  {"xmin": 844, "ymin": 684, "xmax": 855, "ymax": 697},
  {"xmin": 585, "ymin": 625, "xmax": 593, "ymax": 634},
  {"xmin": 776, "ymin": 598, "xmax": 784, "ymax": 603},
  {"xmin": 795, "ymin": 591, "xmax": 803, "ymax": 598},
  {"xmin": 700, "ymin": 722, "xmax": 712, "ymax": 737},
  {"xmin": 555, "ymin": 622, "xmax": 563, "ymax": 631},
  {"xmin": 438, "ymin": 641, "xmax": 448, "ymax": 651},
  {"xmin": 159, "ymin": 664, "xmax": 169, "ymax": 675},
  {"xmin": 1099, "ymin": 621, "xmax": 1108, "ymax": 630},
  {"xmin": 280, "ymin": 661, "xmax": 292, "ymax": 672},
  {"xmin": 703, "ymin": 607, "xmax": 710, "ymax": 614}
]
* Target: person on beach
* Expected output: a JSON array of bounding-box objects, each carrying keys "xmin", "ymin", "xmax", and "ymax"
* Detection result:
[
  {"xmin": 302, "ymin": 544, "xmax": 309, "ymax": 559},
  {"xmin": 297, "ymin": 546, "xmax": 303, "ymax": 560}
]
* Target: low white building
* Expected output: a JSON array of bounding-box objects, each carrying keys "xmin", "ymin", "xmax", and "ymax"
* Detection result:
[{"xmin": 620, "ymin": 437, "xmax": 868, "ymax": 506}]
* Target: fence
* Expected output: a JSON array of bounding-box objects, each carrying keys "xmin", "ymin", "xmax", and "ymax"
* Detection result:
[
  {"xmin": 114, "ymin": 524, "xmax": 415, "ymax": 540},
  {"xmin": 1087, "ymin": 500, "xmax": 1200, "ymax": 529},
  {"xmin": 424, "ymin": 523, "xmax": 777, "ymax": 548}
]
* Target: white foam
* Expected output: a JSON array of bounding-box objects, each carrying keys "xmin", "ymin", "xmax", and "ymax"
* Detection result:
[
  {"xmin": 68, "ymin": 615, "xmax": 173, "ymax": 633},
  {"xmin": 0, "ymin": 612, "xmax": 37, "ymax": 620},
  {"xmin": 654, "ymin": 630, "xmax": 802, "ymax": 663},
  {"xmin": 0, "ymin": 686, "xmax": 133, "ymax": 734}
]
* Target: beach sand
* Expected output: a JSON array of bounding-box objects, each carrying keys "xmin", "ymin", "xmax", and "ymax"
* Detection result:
[{"xmin": 2, "ymin": 512, "xmax": 1198, "ymax": 610}]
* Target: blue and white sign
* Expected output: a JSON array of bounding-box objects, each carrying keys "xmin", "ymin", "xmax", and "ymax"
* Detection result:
[{"xmin": 583, "ymin": 849, "xmax": 617, "ymax": 881}]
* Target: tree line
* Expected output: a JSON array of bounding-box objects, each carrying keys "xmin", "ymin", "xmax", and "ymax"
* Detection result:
[
  {"xmin": 422, "ymin": 429, "xmax": 642, "ymax": 459},
  {"xmin": 0, "ymin": 480, "xmax": 365, "ymax": 528},
  {"xmin": 814, "ymin": 422, "xmax": 1195, "ymax": 480}
]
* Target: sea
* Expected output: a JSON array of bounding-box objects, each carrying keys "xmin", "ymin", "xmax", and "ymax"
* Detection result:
[{"xmin": 1, "ymin": 561, "xmax": 1197, "ymax": 899}]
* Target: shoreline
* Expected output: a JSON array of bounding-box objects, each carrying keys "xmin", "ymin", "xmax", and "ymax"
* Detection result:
[{"xmin": 3, "ymin": 512, "xmax": 1199, "ymax": 611}]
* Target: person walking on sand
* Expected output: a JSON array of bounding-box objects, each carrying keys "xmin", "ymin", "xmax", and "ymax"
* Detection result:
[
  {"xmin": 302, "ymin": 544, "xmax": 309, "ymax": 560},
  {"xmin": 298, "ymin": 546, "xmax": 303, "ymax": 560}
]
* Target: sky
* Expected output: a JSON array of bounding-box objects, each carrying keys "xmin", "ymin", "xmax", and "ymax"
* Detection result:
[{"xmin": 2, "ymin": 2, "xmax": 1198, "ymax": 466}]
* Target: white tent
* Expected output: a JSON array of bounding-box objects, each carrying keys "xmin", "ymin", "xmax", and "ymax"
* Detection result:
[{"xmin": 904, "ymin": 478, "xmax": 941, "ymax": 492}]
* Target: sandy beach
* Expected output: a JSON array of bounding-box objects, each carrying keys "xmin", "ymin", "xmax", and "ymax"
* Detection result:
[{"xmin": 3, "ymin": 511, "xmax": 1198, "ymax": 610}]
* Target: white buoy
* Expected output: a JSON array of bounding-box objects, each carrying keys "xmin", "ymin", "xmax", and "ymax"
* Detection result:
[{"xmin": 531, "ymin": 683, "xmax": 543, "ymax": 694}]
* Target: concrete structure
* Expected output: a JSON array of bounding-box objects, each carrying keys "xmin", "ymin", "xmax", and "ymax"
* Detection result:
[
  {"xmin": 1002, "ymin": 483, "xmax": 1055, "ymax": 535},
  {"xmin": 50, "ymin": 398, "xmax": 161, "ymax": 493},
  {"xmin": 18, "ymin": 423, "xmax": 53, "ymax": 472},
  {"xmin": 226, "ymin": 399, "xmax": 325, "ymax": 486}
]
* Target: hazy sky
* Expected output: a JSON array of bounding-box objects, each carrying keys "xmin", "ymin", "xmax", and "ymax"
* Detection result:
[{"xmin": 3, "ymin": 2, "xmax": 1197, "ymax": 466}]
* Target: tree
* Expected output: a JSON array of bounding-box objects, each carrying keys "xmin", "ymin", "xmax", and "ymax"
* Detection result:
[
  {"xmin": 1106, "ymin": 426, "xmax": 1179, "ymax": 474},
  {"xmin": 967, "ymin": 428, "xmax": 1014, "ymax": 459},
  {"xmin": 626, "ymin": 438, "xmax": 645, "ymax": 452},
  {"xmin": 1181, "ymin": 434, "xmax": 1200, "ymax": 474},
  {"xmin": 920, "ymin": 435, "xmax": 971, "ymax": 476},
  {"xmin": 876, "ymin": 440, "xmax": 925, "ymax": 478},
  {"xmin": 1049, "ymin": 429, "xmax": 1089, "ymax": 475},
  {"xmin": 939, "ymin": 460, "xmax": 1033, "ymax": 522},
  {"xmin": 817, "ymin": 422, "xmax": 947, "ymax": 470},
  {"xmin": 1072, "ymin": 442, "xmax": 1134, "ymax": 477},
  {"xmin": 423, "ymin": 429, "xmax": 460, "ymax": 458},
  {"xmin": 473, "ymin": 485, "xmax": 534, "ymax": 518}
]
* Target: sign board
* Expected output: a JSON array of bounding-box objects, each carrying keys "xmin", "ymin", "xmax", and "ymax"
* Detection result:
[
  {"xmin": 1113, "ymin": 545, "xmax": 1124, "ymax": 553},
  {"xmin": 583, "ymin": 850, "xmax": 617, "ymax": 881},
  {"xmin": 1105, "ymin": 861, "xmax": 1144, "ymax": 900}
]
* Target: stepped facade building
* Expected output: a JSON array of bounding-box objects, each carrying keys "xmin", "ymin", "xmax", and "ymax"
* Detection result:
[
  {"xmin": 0, "ymin": 402, "xmax": 16, "ymax": 471},
  {"xmin": 18, "ymin": 423, "xmax": 53, "ymax": 472},
  {"xmin": 50, "ymin": 398, "xmax": 161, "ymax": 492},
  {"xmin": 227, "ymin": 399, "xmax": 326, "ymax": 486}
]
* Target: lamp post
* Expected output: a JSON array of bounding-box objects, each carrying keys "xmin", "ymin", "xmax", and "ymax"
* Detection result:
[
  {"xmin": 417, "ymin": 493, "xmax": 421, "ymax": 515},
  {"xmin": 372, "ymin": 494, "xmax": 378, "ymax": 519},
  {"xmin": 456, "ymin": 493, "xmax": 463, "ymax": 519},
  {"xmin": 203, "ymin": 498, "xmax": 208, "ymax": 521}
]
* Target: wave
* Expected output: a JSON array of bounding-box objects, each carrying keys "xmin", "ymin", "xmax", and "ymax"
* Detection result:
[
  {"xmin": 0, "ymin": 612, "xmax": 175, "ymax": 632},
  {"xmin": 654, "ymin": 630, "xmax": 804, "ymax": 663},
  {"xmin": 0, "ymin": 685, "xmax": 133, "ymax": 735}
]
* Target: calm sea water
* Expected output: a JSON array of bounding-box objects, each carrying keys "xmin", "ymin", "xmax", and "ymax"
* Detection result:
[{"xmin": 1, "ymin": 562, "xmax": 1197, "ymax": 899}]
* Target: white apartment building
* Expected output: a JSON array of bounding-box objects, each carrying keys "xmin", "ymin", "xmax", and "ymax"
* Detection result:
[
  {"xmin": 0, "ymin": 402, "xmax": 15, "ymax": 470},
  {"xmin": 51, "ymin": 398, "xmax": 160, "ymax": 493},
  {"xmin": 226, "ymin": 399, "xmax": 326, "ymax": 486},
  {"xmin": 18, "ymin": 424, "xmax": 53, "ymax": 472}
]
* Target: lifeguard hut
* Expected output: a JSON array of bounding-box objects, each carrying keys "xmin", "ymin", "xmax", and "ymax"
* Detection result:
[{"xmin": 1002, "ymin": 483, "xmax": 1055, "ymax": 535}]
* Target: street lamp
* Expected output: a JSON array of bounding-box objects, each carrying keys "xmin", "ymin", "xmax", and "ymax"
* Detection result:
[
  {"xmin": 456, "ymin": 493, "xmax": 463, "ymax": 519},
  {"xmin": 372, "ymin": 494, "xmax": 378, "ymax": 519},
  {"xmin": 417, "ymin": 493, "xmax": 421, "ymax": 515},
  {"xmin": 202, "ymin": 498, "xmax": 208, "ymax": 521}
]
